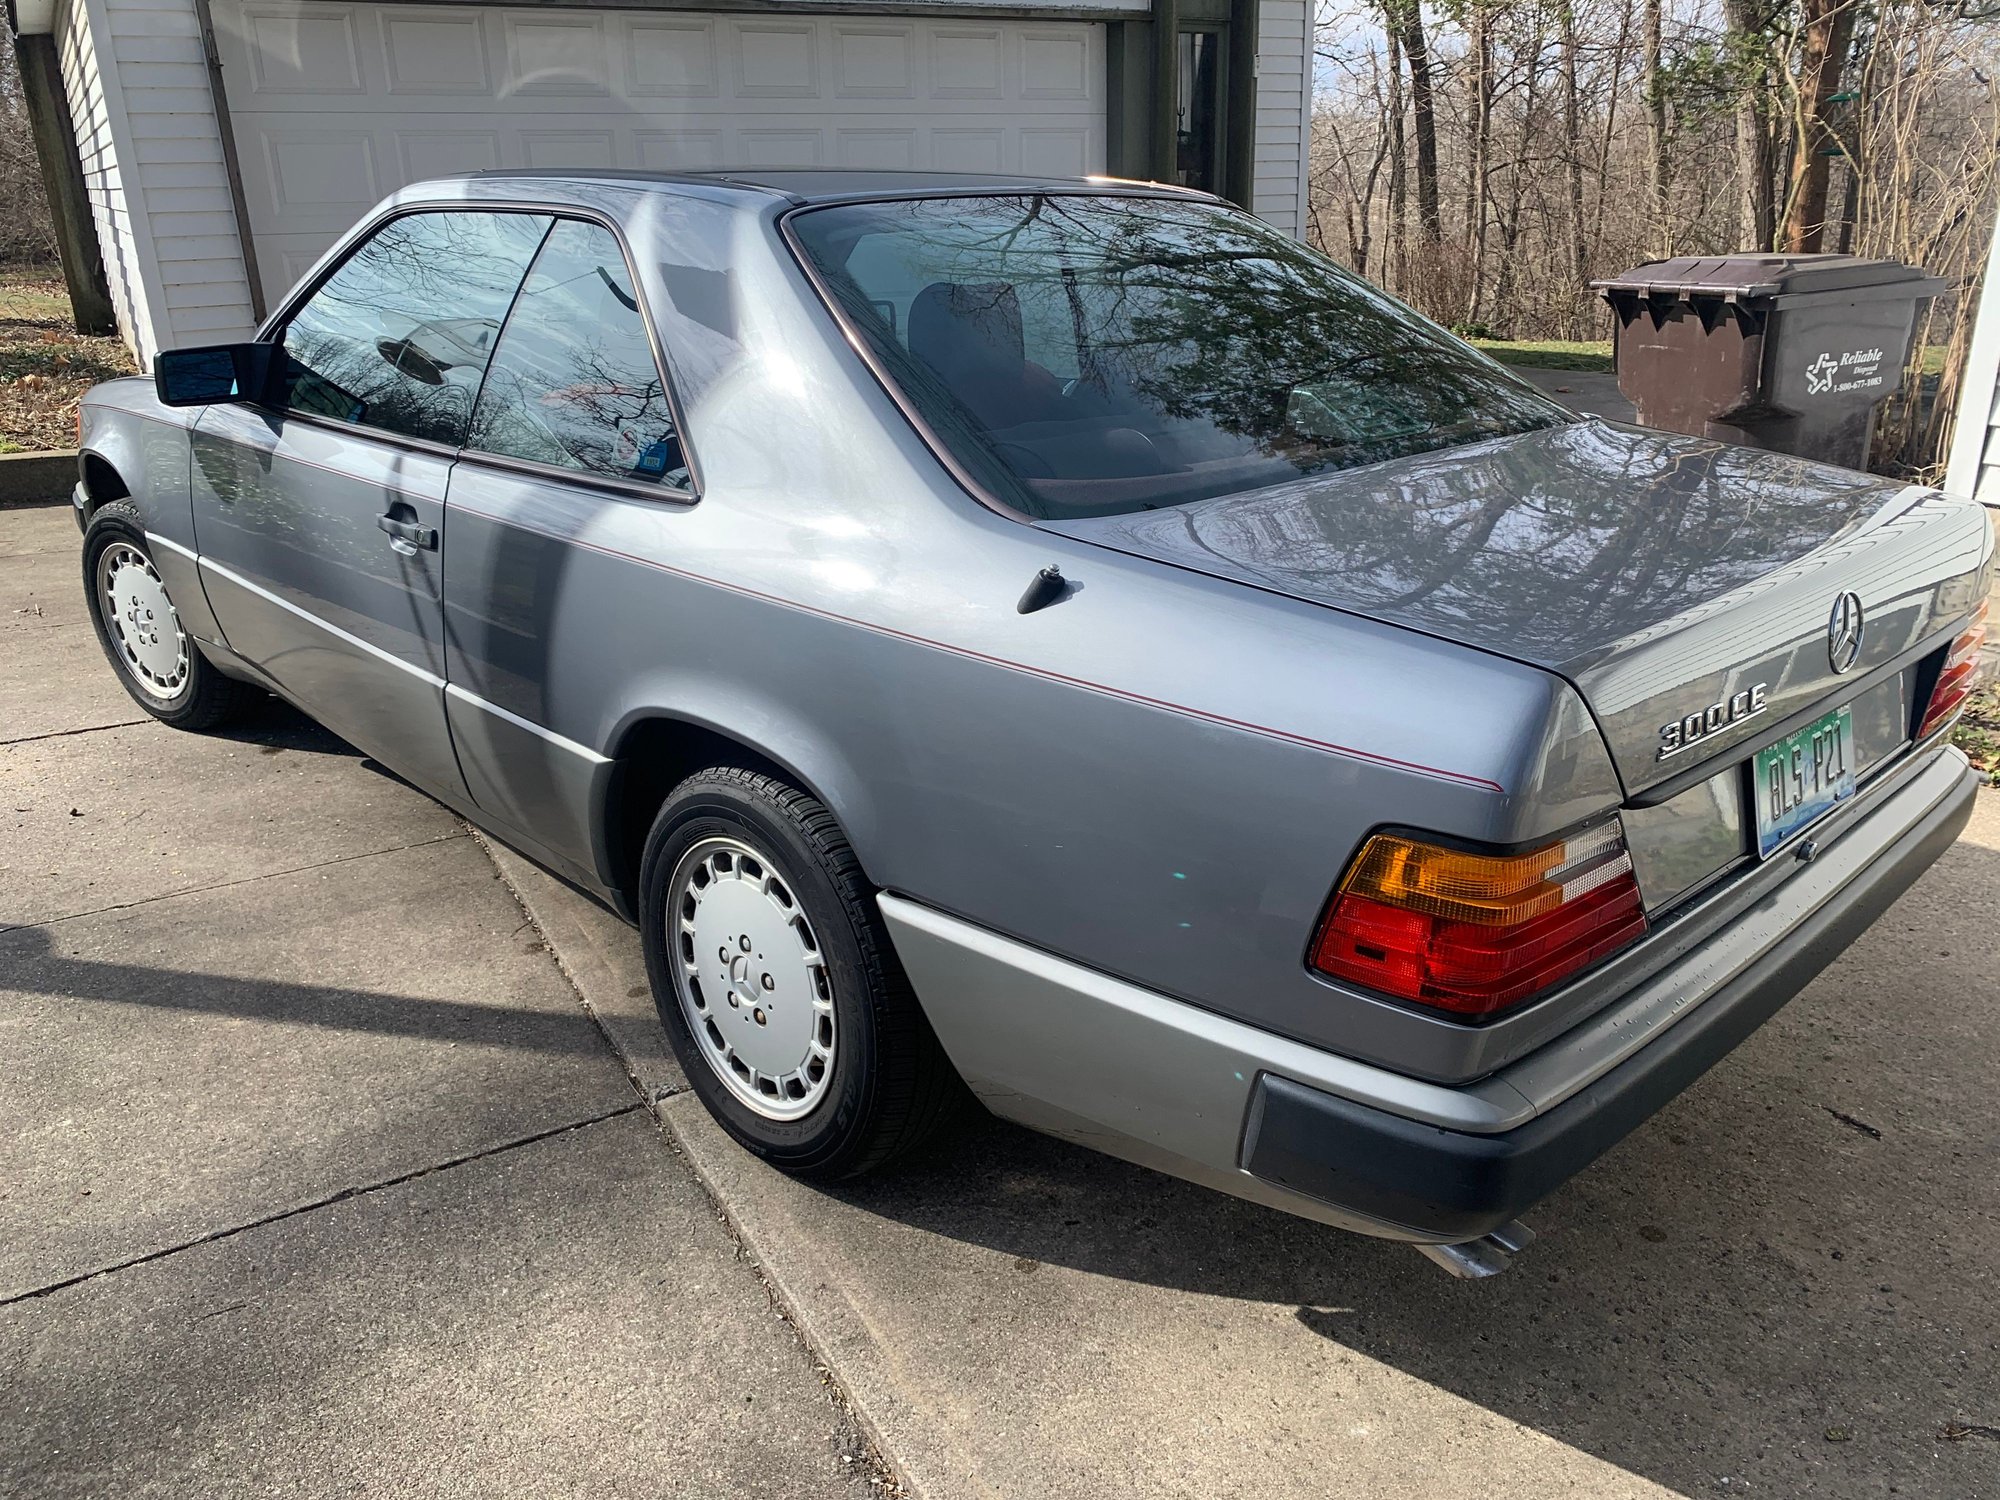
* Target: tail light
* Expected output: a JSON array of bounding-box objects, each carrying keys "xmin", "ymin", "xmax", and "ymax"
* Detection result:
[
  {"xmin": 1917, "ymin": 600, "xmax": 1989, "ymax": 741},
  {"xmin": 1310, "ymin": 822, "xmax": 1647, "ymax": 1018}
]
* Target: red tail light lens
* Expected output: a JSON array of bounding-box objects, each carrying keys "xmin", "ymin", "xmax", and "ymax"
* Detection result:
[
  {"xmin": 1917, "ymin": 600, "xmax": 1988, "ymax": 741},
  {"xmin": 1310, "ymin": 823, "xmax": 1647, "ymax": 1018}
]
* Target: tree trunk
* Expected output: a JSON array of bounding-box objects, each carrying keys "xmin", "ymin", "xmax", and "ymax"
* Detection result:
[
  {"xmin": 1723, "ymin": 0, "xmax": 1776, "ymax": 250},
  {"xmin": 1463, "ymin": 0, "xmax": 1493, "ymax": 324},
  {"xmin": 1560, "ymin": 0, "xmax": 1588, "ymax": 334},
  {"xmin": 1780, "ymin": 0, "xmax": 1859, "ymax": 253},
  {"xmin": 1389, "ymin": 0, "xmax": 1441, "ymax": 248},
  {"xmin": 1589, "ymin": 0, "xmax": 1633, "ymax": 261},
  {"xmin": 1384, "ymin": 25, "xmax": 1407, "ymax": 294},
  {"xmin": 1643, "ymin": 0, "xmax": 1671, "ymax": 255},
  {"xmin": 1491, "ymin": 23, "xmax": 1543, "ymax": 324}
]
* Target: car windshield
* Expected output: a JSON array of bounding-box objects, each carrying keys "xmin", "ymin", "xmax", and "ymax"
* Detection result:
[{"xmin": 787, "ymin": 193, "xmax": 1572, "ymax": 519}]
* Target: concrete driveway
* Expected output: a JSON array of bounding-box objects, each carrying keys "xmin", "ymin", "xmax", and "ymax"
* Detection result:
[
  {"xmin": 1, "ymin": 503, "xmax": 884, "ymax": 1498},
  {"xmin": 6, "ymin": 498, "xmax": 1999, "ymax": 1499}
]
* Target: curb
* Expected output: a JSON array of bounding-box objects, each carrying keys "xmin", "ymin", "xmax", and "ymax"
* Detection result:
[{"xmin": 0, "ymin": 450, "xmax": 77, "ymax": 509}]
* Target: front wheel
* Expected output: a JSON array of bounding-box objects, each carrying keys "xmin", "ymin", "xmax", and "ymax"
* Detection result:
[
  {"xmin": 82, "ymin": 499, "xmax": 250, "ymax": 731},
  {"xmin": 639, "ymin": 765, "xmax": 959, "ymax": 1178}
]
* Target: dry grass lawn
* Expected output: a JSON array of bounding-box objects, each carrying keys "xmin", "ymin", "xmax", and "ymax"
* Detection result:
[{"xmin": 0, "ymin": 266, "xmax": 135, "ymax": 453}]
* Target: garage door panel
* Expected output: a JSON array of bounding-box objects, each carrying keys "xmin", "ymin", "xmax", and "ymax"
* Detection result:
[
  {"xmin": 626, "ymin": 19, "xmax": 718, "ymax": 97},
  {"xmin": 260, "ymin": 128, "xmax": 379, "ymax": 220},
  {"xmin": 634, "ymin": 130, "xmax": 724, "ymax": 170},
  {"xmin": 517, "ymin": 129, "xmax": 618, "ymax": 169},
  {"xmin": 240, "ymin": 4, "xmax": 366, "ymax": 94},
  {"xmin": 394, "ymin": 130, "xmax": 503, "ymax": 182},
  {"xmin": 732, "ymin": 22, "xmax": 817, "ymax": 96},
  {"xmin": 503, "ymin": 13, "xmax": 614, "ymax": 95},
  {"xmin": 735, "ymin": 128, "xmax": 821, "ymax": 168},
  {"xmin": 932, "ymin": 128, "xmax": 1005, "ymax": 173},
  {"xmin": 214, "ymin": 1, "xmax": 1105, "ymax": 307},
  {"xmin": 380, "ymin": 12, "xmax": 493, "ymax": 96},
  {"xmin": 834, "ymin": 128, "xmax": 919, "ymax": 169},
  {"xmin": 1019, "ymin": 127, "xmax": 1094, "ymax": 176},
  {"xmin": 833, "ymin": 26, "xmax": 915, "ymax": 98},
  {"xmin": 930, "ymin": 28, "xmax": 1004, "ymax": 96},
  {"xmin": 1020, "ymin": 29, "xmax": 1092, "ymax": 97}
]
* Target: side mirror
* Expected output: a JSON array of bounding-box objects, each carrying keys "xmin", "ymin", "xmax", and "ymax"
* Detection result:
[{"xmin": 154, "ymin": 343, "xmax": 277, "ymax": 408}]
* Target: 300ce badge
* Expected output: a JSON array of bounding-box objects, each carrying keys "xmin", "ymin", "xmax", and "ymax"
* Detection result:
[{"xmin": 1658, "ymin": 682, "xmax": 1769, "ymax": 761}]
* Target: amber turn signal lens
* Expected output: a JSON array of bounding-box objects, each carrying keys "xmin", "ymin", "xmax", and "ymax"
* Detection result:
[{"xmin": 1311, "ymin": 824, "xmax": 1647, "ymax": 1018}]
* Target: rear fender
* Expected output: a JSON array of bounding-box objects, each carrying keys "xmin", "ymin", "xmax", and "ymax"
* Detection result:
[{"xmin": 599, "ymin": 676, "xmax": 878, "ymax": 906}]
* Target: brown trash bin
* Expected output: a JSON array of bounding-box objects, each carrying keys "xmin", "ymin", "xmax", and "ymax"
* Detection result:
[{"xmin": 1591, "ymin": 254, "xmax": 1947, "ymax": 469}]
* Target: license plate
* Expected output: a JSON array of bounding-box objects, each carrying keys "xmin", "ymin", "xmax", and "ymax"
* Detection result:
[{"xmin": 1752, "ymin": 706, "xmax": 1856, "ymax": 858}]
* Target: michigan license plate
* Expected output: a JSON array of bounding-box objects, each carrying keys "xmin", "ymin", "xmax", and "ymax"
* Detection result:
[{"xmin": 1752, "ymin": 706, "xmax": 1856, "ymax": 858}]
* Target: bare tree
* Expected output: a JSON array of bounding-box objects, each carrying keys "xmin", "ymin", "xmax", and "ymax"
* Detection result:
[{"xmin": 1308, "ymin": 0, "xmax": 2000, "ymax": 475}]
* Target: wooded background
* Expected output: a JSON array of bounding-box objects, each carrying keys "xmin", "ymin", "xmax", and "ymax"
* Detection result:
[
  {"xmin": 1308, "ymin": 0, "xmax": 2000, "ymax": 473},
  {"xmin": 0, "ymin": 44, "xmax": 59, "ymax": 267}
]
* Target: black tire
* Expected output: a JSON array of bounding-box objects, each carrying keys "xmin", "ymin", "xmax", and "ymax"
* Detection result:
[
  {"xmin": 639, "ymin": 764, "xmax": 960, "ymax": 1178},
  {"xmin": 82, "ymin": 499, "xmax": 252, "ymax": 731}
]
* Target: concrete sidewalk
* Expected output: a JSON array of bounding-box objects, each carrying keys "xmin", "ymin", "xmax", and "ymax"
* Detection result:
[{"xmin": 1, "ymin": 504, "xmax": 887, "ymax": 1498}]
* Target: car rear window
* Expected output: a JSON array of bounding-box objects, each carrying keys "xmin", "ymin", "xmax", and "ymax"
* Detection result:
[{"xmin": 787, "ymin": 194, "xmax": 1570, "ymax": 519}]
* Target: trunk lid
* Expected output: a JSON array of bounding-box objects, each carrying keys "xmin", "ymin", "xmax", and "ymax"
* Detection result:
[{"xmin": 1047, "ymin": 420, "xmax": 1993, "ymax": 796}]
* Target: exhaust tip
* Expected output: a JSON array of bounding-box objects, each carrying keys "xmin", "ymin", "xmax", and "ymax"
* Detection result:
[{"xmin": 1413, "ymin": 1219, "xmax": 1537, "ymax": 1279}]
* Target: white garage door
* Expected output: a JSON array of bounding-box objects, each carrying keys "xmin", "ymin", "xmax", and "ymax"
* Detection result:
[{"xmin": 211, "ymin": 1, "xmax": 1108, "ymax": 307}]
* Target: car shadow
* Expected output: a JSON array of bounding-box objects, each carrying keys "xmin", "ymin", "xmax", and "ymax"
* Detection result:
[
  {"xmin": 200, "ymin": 691, "xmax": 437, "ymax": 796},
  {"xmin": 202, "ymin": 692, "xmax": 359, "ymax": 757},
  {"xmin": 800, "ymin": 829, "xmax": 2000, "ymax": 1496}
]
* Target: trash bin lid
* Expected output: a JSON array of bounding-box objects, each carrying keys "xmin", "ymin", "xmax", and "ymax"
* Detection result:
[{"xmin": 1591, "ymin": 253, "xmax": 1947, "ymax": 306}]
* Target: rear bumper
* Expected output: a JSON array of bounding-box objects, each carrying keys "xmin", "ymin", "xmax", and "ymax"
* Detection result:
[
  {"xmin": 1243, "ymin": 750, "xmax": 1976, "ymax": 1240},
  {"xmin": 881, "ymin": 746, "xmax": 1981, "ymax": 1243}
]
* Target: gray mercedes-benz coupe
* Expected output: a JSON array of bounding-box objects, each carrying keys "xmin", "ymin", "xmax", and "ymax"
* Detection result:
[{"xmin": 75, "ymin": 171, "xmax": 1991, "ymax": 1275}]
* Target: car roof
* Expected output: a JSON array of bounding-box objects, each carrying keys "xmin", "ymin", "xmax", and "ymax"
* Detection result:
[{"xmin": 467, "ymin": 167, "xmax": 1216, "ymax": 208}]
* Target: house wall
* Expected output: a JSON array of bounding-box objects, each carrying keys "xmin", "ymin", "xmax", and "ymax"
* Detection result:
[
  {"xmin": 55, "ymin": 0, "xmax": 156, "ymax": 361},
  {"xmin": 1945, "ymin": 221, "xmax": 2000, "ymax": 507},
  {"xmin": 52, "ymin": 0, "xmax": 257, "ymax": 365},
  {"xmin": 1250, "ymin": 0, "xmax": 1308, "ymax": 237}
]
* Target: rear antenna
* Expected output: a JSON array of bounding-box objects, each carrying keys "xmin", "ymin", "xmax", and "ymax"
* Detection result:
[{"xmin": 1017, "ymin": 565, "xmax": 1070, "ymax": 615}]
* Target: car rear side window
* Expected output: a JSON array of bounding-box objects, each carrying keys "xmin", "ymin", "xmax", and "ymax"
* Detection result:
[
  {"xmin": 278, "ymin": 210, "xmax": 550, "ymax": 447},
  {"xmin": 467, "ymin": 220, "xmax": 689, "ymax": 489}
]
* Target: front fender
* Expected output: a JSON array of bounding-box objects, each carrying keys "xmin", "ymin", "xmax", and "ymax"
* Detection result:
[{"xmin": 77, "ymin": 390, "xmax": 223, "ymax": 643}]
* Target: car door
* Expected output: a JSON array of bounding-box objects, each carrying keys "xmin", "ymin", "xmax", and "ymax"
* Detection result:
[
  {"xmin": 440, "ymin": 217, "xmax": 693, "ymax": 877},
  {"xmin": 189, "ymin": 208, "xmax": 552, "ymax": 800}
]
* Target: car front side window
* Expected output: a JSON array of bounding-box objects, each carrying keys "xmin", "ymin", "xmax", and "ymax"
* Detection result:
[
  {"xmin": 467, "ymin": 220, "xmax": 688, "ymax": 488},
  {"xmin": 278, "ymin": 210, "xmax": 552, "ymax": 447}
]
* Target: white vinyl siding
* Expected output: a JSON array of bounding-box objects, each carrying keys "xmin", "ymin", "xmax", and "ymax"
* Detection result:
[
  {"xmin": 1252, "ymin": 0, "xmax": 1309, "ymax": 237},
  {"xmin": 56, "ymin": 0, "xmax": 155, "ymax": 361},
  {"xmin": 106, "ymin": 0, "xmax": 257, "ymax": 343},
  {"xmin": 1946, "ymin": 219, "xmax": 2000, "ymax": 506},
  {"xmin": 53, "ymin": 0, "xmax": 257, "ymax": 362}
]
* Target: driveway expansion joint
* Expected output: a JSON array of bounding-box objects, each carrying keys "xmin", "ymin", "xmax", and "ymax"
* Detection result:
[
  {"xmin": 0, "ymin": 1102, "xmax": 642, "ymax": 1309},
  {"xmin": 476, "ymin": 830, "xmax": 916, "ymax": 1498},
  {"xmin": 16, "ymin": 831, "xmax": 469, "ymax": 930},
  {"xmin": 2, "ymin": 718, "xmax": 151, "ymax": 748}
]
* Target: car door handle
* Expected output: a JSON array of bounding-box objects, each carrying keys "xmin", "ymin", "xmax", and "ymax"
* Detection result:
[{"xmin": 377, "ymin": 513, "xmax": 438, "ymax": 551}]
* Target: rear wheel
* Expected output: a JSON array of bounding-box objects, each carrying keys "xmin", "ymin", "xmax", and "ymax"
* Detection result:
[
  {"xmin": 639, "ymin": 765, "xmax": 959, "ymax": 1178},
  {"xmin": 82, "ymin": 500, "xmax": 250, "ymax": 731}
]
